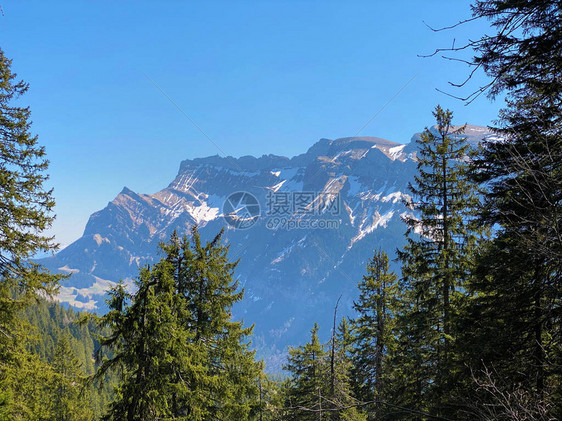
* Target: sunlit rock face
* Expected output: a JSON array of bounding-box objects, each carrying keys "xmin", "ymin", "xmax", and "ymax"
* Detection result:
[{"xmin": 40, "ymin": 125, "xmax": 497, "ymax": 369}]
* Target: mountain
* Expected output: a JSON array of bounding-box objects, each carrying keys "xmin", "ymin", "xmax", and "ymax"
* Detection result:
[{"xmin": 39, "ymin": 125, "xmax": 497, "ymax": 368}]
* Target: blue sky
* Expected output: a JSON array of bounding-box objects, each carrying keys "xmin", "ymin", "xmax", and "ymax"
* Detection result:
[{"xmin": 1, "ymin": 1, "xmax": 504, "ymax": 248}]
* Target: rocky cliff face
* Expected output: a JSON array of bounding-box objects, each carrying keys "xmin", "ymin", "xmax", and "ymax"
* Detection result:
[{"xmin": 40, "ymin": 125, "xmax": 497, "ymax": 367}]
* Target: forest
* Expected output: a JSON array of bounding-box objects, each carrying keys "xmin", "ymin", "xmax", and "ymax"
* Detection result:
[{"xmin": 0, "ymin": 1, "xmax": 560, "ymax": 420}]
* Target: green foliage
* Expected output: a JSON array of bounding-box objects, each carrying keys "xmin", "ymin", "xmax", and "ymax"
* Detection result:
[
  {"xmin": 96, "ymin": 228, "xmax": 262, "ymax": 420},
  {"xmin": 0, "ymin": 48, "xmax": 72, "ymax": 421},
  {"xmin": 0, "ymin": 48, "xmax": 57, "ymax": 277},
  {"xmin": 396, "ymin": 106, "xmax": 482, "ymax": 415},
  {"xmin": 283, "ymin": 322, "xmax": 366, "ymax": 421},
  {"xmin": 471, "ymin": 0, "xmax": 561, "ymax": 102},
  {"xmin": 0, "ymin": 49, "xmax": 62, "ymax": 330},
  {"xmin": 51, "ymin": 335, "xmax": 94, "ymax": 421},
  {"xmin": 455, "ymin": 1, "xmax": 562, "ymax": 418},
  {"xmin": 350, "ymin": 251, "xmax": 398, "ymax": 419},
  {"xmin": 165, "ymin": 229, "xmax": 261, "ymax": 419},
  {"xmin": 283, "ymin": 323, "xmax": 329, "ymax": 420},
  {"xmin": 1, "ymin": 3, "xmax": 561, "ymax": 420},
  {"xmin": 0, "ymin": 299, "xmax": 106, "ymax": 420}
]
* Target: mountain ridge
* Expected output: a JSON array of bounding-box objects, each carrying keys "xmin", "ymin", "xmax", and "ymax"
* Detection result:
[{"xmin": 40, "ymin": 126, "xmax": 497, "ymax": 367}]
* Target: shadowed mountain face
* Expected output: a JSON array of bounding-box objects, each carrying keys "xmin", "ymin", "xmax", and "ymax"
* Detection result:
[{"xmin": 40, "ymin": 126, "xmax": 497, "ymax": 369}]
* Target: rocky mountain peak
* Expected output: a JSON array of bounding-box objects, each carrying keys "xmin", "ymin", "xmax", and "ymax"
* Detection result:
[{"xmin": 40, "ymin": 125, "xmax": 496, "ymax": 368}]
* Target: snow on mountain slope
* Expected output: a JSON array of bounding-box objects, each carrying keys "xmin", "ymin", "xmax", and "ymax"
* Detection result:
[{"xmin": 39, "ymin": 128, "xmax": 495, "ymax": 369}]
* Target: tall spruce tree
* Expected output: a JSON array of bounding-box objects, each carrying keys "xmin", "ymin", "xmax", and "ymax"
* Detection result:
[
  {"xmin": 163, "ymin": 228, "xmax": 261, "ymax": 419},
  {"xmin": 350, "ymin": 250, "xmax": 398, "ymax": 419},
  {"xmin": 96, "ymin": 229, "xmax": 262, "ymax": 420},
  {"xmin": 436, "ymin": 1, "xmax": 562, "ymax": 417},
  {"xmin": 96, "ymin": 262, "xmax": 199, "ymax": 421},
  {"xmin": 0, "ymin": 48, "xmax": 63, "ymax": 421},
  {"xmin": 0, "ymin": 48, "xmax": 60, "ymax": 305},
  {"xmin": 397, "ymin": 106, "xmax": 481, "ymax": 415},
  {"xmin": 283, "ymin": 323, "xmax": 327, "ymax": 421}
]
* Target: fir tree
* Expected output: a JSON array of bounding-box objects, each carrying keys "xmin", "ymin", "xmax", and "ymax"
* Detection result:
[
  {"xmin": 467, "ymin": 60, "xmax": 562, "ymax": 420},
  {"xmin": 397, "ymin": 106, "xmax": 481, "ymax": 415},
  {"xmin": 283, "ymin": 323, "xmax": 328, "ymax": 421},
  {"xmin": 438, "ymin": 1, "xmax": 562, "ymax": 417},
  {"xmin": 0, "ymin": 47, "xmax": 61, "ymax": 312},
  {"xmin": 332, "ymin": 318, "xmax": 366, "ymax": 421},
  {"xmin": 96, "ymin": 261, "xmax": 202, "ymax": 421},
  {"xmin": 350, "ymin": 250, "xmax": 398, "ymax": 419},
  {"xmin": 163, "ymin": 228, "xmax": 261, "ymax": 419},
  {"xmin": 51, "ymin": 334, "xmax": 93, "ymax": 421},
  {"xmin": 96, "ymin": 229, "xmax": 262, "ymax": 420},
  {"xmin": 0, "ymin": 48, "xmax": 63, "ymax": 421}
]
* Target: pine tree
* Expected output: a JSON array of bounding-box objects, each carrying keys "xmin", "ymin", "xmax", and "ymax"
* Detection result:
[
  {"xmin": 437, "ymin": 1, "xmax": 562, "ymax": 417},
  {"xmin": 397, "ymin": 106, "xmax": 481, "ymax": 415},
  {"xmin": 332, "ymin": 318, "xmax": 366, "ymax": 421},
  {"xmin": 96, "ymin": 229, "xmax": 262, "ymax": 420},
  {"xmin": 96, "ymin": 261, "xmax": 203, "ymax": 421},
  {"xmin": 467, "ymin": 60, "xmax": 562, "ymax": 420},
  {"xmin": 0, "ymin": 47, "xmax": 61, "ymax": 309},
  {"xmin": 283, "ymin": 320, "xmax": 365, "ymax": 421},
  {"xmin": 51, "ymin": 334, "xmax": 93, "ymax": 421},
  {"xmin": 163, "ymin": 228, "xmax": 261, "ymax": 419},
  {"xmin": 350, "ymin": 250, "xmax": 398, "ymax": 419},
  {"xmin": 470, "ymin": 1, "xmax": 561, "ymax": 103},
  {"xmin": 0, "ymin": 48, "xmax": 63, "ymax": 421},
  {"xmin": 283, "ymin": 323, "xmax": 328, "ymax": 421}
]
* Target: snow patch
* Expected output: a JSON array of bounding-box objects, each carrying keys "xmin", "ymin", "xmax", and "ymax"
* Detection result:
[
  {"xmin": 269, "ymin": 180, "xmax": 287, "ymax": 192},
  {"xmin": 187, "ymin": 201, "xmax": 220, "ymax": 224},
  {"xmin": 271, "ymin": 242, "xmax": 296, "ymax": 264},
  {"xmin": 388, "ymin": 144, "xmax": 406, "ymax": 160},
  {"xmin": 53, "ymin": 276, "xmax": 118, "ymax": 311},
  {"xmin": 349, "ymin": 210, "xmax": 395, "ymax": 247},
  {"xmin": 381, "ymin": 192, "xmax": 404, "ymax": 203},
  {"xmin": 58, "ymin": 265, "xmax": 80, "ymax": 274}
]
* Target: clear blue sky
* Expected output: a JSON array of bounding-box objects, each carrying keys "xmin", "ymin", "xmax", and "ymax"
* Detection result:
[{"xmin": 1, "ymin": 1, "xmax": 504, "ymax": 248}]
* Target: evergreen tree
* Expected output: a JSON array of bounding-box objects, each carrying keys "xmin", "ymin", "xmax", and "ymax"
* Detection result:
[
  {"xmin": 0, "ymin": 48, "xmax": 62, "ymax": 421},
  {"xmin": 51, "ymin": 335, "xmax": 93, "ymax": 421},
  {"xmin": 424, "ymin": 1, "xmax": 562, "ymax": 417},
  {"xmin": 397, "ymin": 106, "xmax": 481, "ymax": 415},
  {"xmin": 283, "ymin": 323, "xmax": 328, "ymax": 421},
  {"xmin": 0, "ymin": 47, "xmax": 61, "ymax": 311},
  {"xmin": 283, "ymin": 321, "xmax": 365, "ymax": 421},
  {"xmin": 163, "ymin": 228, "xmax": 261, "ymax": 419},
  {"xmin": 470, "ymin": 0, "xmax": 561, "ymax": 103},
  {"xmin": 467, "ymin": 56, "xmax": 562, "ymax": 421},
  {"xmin": 350, "ymin": 250, "xmax": 398, "ymax": 419},
  {"xmin": 96, "ymin": 229, "xmax": 262, "ymax": 420},
  {"xmin": 96, "ymin": 262, "xmax": 202, "ymax": 421},
  {"xmin": 332, "ymin": 318, "xmax": 366, "ymax": 421},
  {"xmin": 439, "ymin": 1, "xmax": 562, "ymax": 417},
  {"xmin": 0, "ymin": 323, "xmax": 55, "ymax": 420}
]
